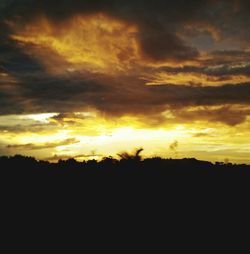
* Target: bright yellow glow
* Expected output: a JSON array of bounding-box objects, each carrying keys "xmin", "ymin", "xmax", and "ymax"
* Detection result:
[
  {"xmin": 19, "ymin": 130, "xmax": 72, "ymax": 144},
  {"xmin": 1, "ymin": 112, "xmax": 250, "ymax": 164}
]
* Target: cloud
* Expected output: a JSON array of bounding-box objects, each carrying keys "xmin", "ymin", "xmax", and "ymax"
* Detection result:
[
  {"xmin": 49, "ymin": 112, "xmax": 96, "ymax": 126},
  {"xmin": 137, "ymin": 25, "xmax": 199, "ymax": 62},
  {"xmin": 1, "ymin": 0, "xmax": 250, "ymax": 127},
  {"xmin": 192, "ymin": 132, "xmax": 214, "ymax": 138},
  {"xmin": 1, "ymin": 0, "xmax": 207, "ymax": 63},
  {"xmin": 1, "ymin": 62, "xmax": 250, "ymax": 126},
  {"xmin": 44, "ymin": 152, "xmax": 103, "ymax": 162},
  {"xmin": 6, "ymin": 138, "xmax": 79, "ymax": 150},
  {"xmin": 0, "ymin": 124, "xmax": 50, "ymax": 133},
  {"xmin": 3, "ymin": 0, "xmax": 250, "ymax": 51},
  {"xmin": 169, "ymin": 141, "xmax": 178, "ymax": 151},
  {"xmin": 153, "ymin": 50, "xmax": 250, "ymax": 86},
  {"xmin": 172, "ymin": 105, "xmax": 250, "ymax": 126}
]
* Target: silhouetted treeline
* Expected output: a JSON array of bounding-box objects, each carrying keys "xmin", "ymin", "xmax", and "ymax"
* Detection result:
[
  {"xmin": 1, "ymin": 154, "xmax": 249, "ymax": 175},
  {"xmin": 1, "ymin": 154, "xmax": 250, "ymax": 211}
]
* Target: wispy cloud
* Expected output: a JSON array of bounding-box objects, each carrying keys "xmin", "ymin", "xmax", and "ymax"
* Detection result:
[{"xmin": 6, "ymin": 138, "xmax": 79, "ymax": 150}]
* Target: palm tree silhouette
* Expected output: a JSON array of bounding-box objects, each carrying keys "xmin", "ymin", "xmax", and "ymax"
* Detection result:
[{"xmin": 117, "ymin": 148, "xmax": 144, "ymax": 161}]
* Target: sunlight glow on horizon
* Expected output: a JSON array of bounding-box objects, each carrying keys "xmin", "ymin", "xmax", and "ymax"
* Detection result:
[{"xmin": 0, "ymin": 112, "xmax": 250, "ymax": 164}]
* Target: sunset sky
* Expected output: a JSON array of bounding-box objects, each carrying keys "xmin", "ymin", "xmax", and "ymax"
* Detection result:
[{"xmin": 1, "ymin": 0, "xmax": 250, "ymax": 163}]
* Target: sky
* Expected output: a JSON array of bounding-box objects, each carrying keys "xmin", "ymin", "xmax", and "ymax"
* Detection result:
[{"xmin": 1, "ymin": 0, "xmax": 250, "ymax": 163}]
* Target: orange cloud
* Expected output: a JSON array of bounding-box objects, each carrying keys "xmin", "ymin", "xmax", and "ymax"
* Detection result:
[
  {"xmin": 10, "ymin": 14, "xmax": 139, "ymax": 74},
  {"xmin": 146, "ymin": 71, "xmax": 250, "ymax": 87}
]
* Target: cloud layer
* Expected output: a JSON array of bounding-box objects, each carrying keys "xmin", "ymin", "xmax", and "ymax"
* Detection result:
[{"xmin": 1, "ymin": 0, "xmax": 250, "ymax": 127}]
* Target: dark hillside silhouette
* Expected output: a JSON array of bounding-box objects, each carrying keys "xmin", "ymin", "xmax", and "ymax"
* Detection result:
[
  {"xmin": 1, "ymin": 154, "xmax": 250, "ymax": 183},
  {"xmin": 1, "ymin": 154, "xmax": 249, "ymax": 173}
]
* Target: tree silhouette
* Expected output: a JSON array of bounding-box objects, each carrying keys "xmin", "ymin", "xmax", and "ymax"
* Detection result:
[
  {"xmin": 0, "ymin": 153, "xmax": 249, "ymax": 180},
  {"xmin": 117, "ymin": 148, "xmax": 144, "ymax": 161}
]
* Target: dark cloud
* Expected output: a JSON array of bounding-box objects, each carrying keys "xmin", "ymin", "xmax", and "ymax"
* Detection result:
[
  {"xmin": 172, "ymin": 105, "xmax": 250, "ymax": 126},
  {"xmin": 211, "ymin": 50, "xmax": 250, "ymax": 58},
  {"xmin": 0, "ymin": 0, "xmax": 13, "ymax": 10},
  {"xmin": 138, "ymin": 28, "xmax": 199, "ymax": 62},
  {"xmin": 192, "ymin": 133, "xmax": 214, "ymax": 138},
  {"xmin": 0, "ymin": 0, "xmax": 209, "ymax": 62},
  {"xmin": 147, "ymin": 83, "xmax": 250, "ymax": 107},
  {"xmin": 157, "ymin": 49, "xmax": 250, "ymax": 75},
  {"xmin": 204, "ymin": 65, "xmax": 250, "ymax": 77},
  {"xmin": 6, "ymin": 138, "xmax": 79, "ymax": 150},
  {"xmin": 0, "ymin": 123, "xmax": 53, "ymax": 133},
  {"xmin": 169, "ymin": 141, "xmax": 178, "ymax": 151},
  {"xmin": 2, "ymin": 0, "xmax": 205, "ymax": 23},
  {"xmin": 44, "ymin": 152, "xmax": 103, "ymax": 162},
  {"xmin": 1, "ymin": 48, "xmax": 250, "ymax": 124},
  {"xmin": 158, "ymin": 64, "xmax": 250, "ymax": 78},
  {"xmin": 0, "ymin": 39, "xmax": 109, "ymax": 114},
  {"xmin": 51, "ymin": 113, "xmax": 91, "ymax": 121},
  {"xmin": 50, "ymin": 113, "xmax": 93, "ymax": 126},
  {"xmin": 1, "ymin": 0, "xmax": 250, "ymax": 126},
  {"xmin": 2, "ymin": 0, "xmax": 250, "ymax": 49},
  {"xmin": 1, "ymin": 36, "xmax": 250, "ymax": 126},
  {"xmin": 2, "ymin": 1, "xmax": 250, "ymax": 67}
]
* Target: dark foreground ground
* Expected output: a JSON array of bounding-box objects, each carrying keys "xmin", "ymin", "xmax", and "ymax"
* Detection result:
[{"xmin": 1, "ymin": 155, "xmax": 250, "ymax": 238}]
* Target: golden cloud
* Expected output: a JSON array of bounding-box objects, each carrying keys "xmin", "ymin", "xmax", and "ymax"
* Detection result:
[{"xmin": 10, "ymin": 14, "xmax": 139, "ymax": 74}]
